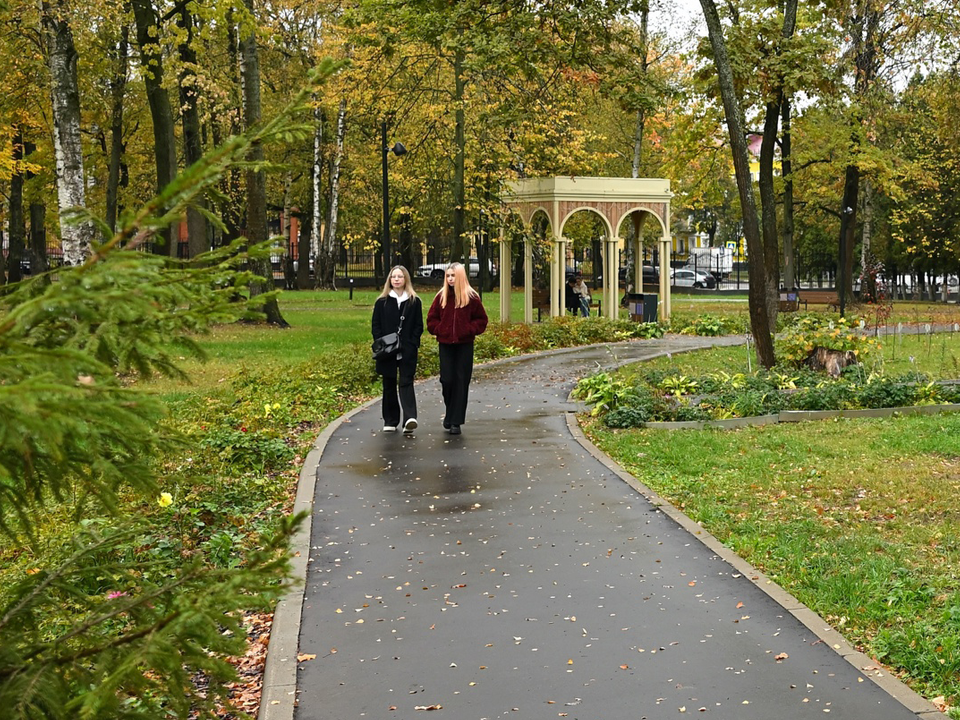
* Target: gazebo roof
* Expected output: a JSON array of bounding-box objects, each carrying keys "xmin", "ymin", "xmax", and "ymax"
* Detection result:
[
  {"xmin": 504, "ymin": 176, "xmax": 672, "ymax": 203},
  {"xmin": 503, "ymin": 176, "xmax": 673, "ymax": 236}
]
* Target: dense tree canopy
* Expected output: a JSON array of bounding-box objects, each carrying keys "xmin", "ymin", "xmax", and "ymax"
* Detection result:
[{"xmin": 0, "ymin": 0, "xmax": 958, "ymax": 309}]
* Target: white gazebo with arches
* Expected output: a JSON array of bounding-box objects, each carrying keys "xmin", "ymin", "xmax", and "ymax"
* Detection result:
[{"xmin": 499, "ymin": 176, "xmax": 674, "ymax": 323}]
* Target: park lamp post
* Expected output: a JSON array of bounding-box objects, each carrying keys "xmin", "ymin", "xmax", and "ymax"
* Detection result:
[{"xmin": 381, "ymin": 121, "xmax": 407, "ymax": 279}]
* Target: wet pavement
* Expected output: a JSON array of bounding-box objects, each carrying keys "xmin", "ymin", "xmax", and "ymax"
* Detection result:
[{"xmin": 288, "ymin": 337, "xmax": 938, "ymax": 720}]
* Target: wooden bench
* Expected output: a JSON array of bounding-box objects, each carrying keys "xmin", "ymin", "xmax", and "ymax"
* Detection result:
[
  {"xmin": 795, "ymin": 289, "xmax": 840, "ymax": 311},
  {"xmin": 532, "ymin": 288, "xmax": 551, "ymax": 321},
  {"xmin": 531, "ymin": 288, "xmax": 601, "ymax": 320}
]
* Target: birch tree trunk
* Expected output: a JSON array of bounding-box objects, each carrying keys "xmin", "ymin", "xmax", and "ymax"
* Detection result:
[
  {"xmin": 40, "ymin": 0, "xmax": 94, "ymax": 266},
  {"xmin": 240, "ymin": 0, "xmax": 287, "ymax": 326},
  {"xmin": 319, "ymin": 98, "xmax": 346, "ymax": 290},
  {"xmin": 310, "ymin": 100, "xmax": 323, "ymax": 288},
  {"xmin": 297, "ymin": 180, "xmax": 313, "ymax": 290},
  {"xmin": 632, "ymin": 109, "xmax": 644, "ymax": 180}
]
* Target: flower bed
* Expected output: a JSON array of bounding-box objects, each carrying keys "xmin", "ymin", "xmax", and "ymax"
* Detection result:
[{"xmin": 574, "ymin": 365, "xmax": 960, "ymax": 428}]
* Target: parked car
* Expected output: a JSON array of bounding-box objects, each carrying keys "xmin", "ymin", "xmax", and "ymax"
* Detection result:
[
  {"xmin": 417, "ymin": 257, "xmax": 492, "ymax": 279},
  {"xmin": 671, "ymin": 268, "xmax": 716, "ymax": 288},
  {"xmin": 618, "ymin": 264, "xmax": 659, "ymax": 285}
]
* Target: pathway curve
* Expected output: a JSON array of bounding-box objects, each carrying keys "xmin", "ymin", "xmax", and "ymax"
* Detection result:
[{"xmin": 261, "ymin": 335, "xmax": 943, "ymax": 720}]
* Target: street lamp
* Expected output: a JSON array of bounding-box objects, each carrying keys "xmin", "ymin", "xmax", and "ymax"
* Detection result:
[{"xmin": 381, "ymin": 121, "xmax": 407, "ymax": 278}]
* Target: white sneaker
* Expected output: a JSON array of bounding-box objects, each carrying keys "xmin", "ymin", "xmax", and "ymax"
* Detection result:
[
  {"xmin": 382, "ymin": 425, "xmax": 397, "ymax": 432},
  {"xmin": 403, "ymin": 418, "xmax": 418, "ymax": 434}
]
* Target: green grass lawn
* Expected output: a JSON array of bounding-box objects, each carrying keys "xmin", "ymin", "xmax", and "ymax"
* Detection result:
[
  {"xmin": 624, "ymin": 327, "xmax": 960, "ymax": 380},
  {"xmin": 153, "ymin": 288, "xmax": 960, "ymax": 387}
]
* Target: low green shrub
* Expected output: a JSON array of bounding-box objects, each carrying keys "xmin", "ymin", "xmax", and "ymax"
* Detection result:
[
  {"xmin": 474, "ymin": 330, "xmax": 513, "ymax": 361},
  {"xmin": 703, "ymin": 388, "xmax": 786, "ymax": 418},
  {"xmin": 783, "ymin": 382, "xmax": 856, "ymax": 411},
  {"xmin": 634, "ymin": 321, "xmax": 666, "ymax": 339},
  {"xmin": 572, "ymin": 371, "xmax": 629, "ymax": 416},
  {"xmin": 854, "ymin": 375, "xmax": 920, "ymax": 409},
  {"xmin": 602, "ymin": 385, "xmax": 664, "ymax": 427},
  {"xmin": 578, "ymin": 361, "xmax": 959, "ymax": 423},
  {"xmin": 670, "ymin": 313, "xmax": 747, "ymax": 336},
  {"xmin": 603, "ymin": 406, "xmax": 650, "ymax": 428},
  {"xmin": 199, "ymin": 428, "xmax": 295, "ymax": 473}
]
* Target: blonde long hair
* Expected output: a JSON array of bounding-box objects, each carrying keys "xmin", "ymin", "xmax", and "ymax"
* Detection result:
[
  {"xmin": 378, "ymin": 265, "xmax": 418, "ymax": 300},
  {"xmin": 437, "ymin": 262, "xmax": 478, "ymax": 309}
]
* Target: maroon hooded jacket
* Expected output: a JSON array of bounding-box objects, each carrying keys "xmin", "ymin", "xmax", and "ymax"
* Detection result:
[{"xmin": 426, "ymin": 288, "xmax": 488, "ymax": 345}]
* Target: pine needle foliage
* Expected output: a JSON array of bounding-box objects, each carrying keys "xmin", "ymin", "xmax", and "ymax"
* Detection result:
[{"xmin": 0, "ymin": 62, "xmax": 340, "ymax": 718}]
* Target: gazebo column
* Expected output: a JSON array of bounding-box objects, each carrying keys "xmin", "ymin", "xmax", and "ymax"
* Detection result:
[
  {"xmin": 524, "ymin": 236, "xmax": 534, "ymax": 324},
  {"xmin": 632, "ymin": 236, "xmax": 642, "ymax": 291},
  {"xmin": 549, "ymin": 237, "xmax": 559, "ymax": 317},
  {"xmin": 557, "ymin": 236, "xmax": 568, "ymax": 315},
  {"xmin": 605, "ymin": 236, "xmax": 620, "ymax": 320},
  {"xmin": 659, "ymin": 233, "xmax": 671, "ymax": 321},
  {"xmin": 631, "ymin": 214, "xmax": 642, "ymax": 292},
  {"xmin": 498, "ymin": 227, "xmax": 510, "ymax": 322}
]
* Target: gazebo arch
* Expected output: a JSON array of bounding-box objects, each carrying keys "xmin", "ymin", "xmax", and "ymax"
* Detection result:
[{"xmin": 500, "ymin": 176, "xmax": 673, "ymax": 323}]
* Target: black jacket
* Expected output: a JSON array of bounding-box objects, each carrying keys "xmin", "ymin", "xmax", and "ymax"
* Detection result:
[{"xmin": 372, "ymin": 295, "xmax": 424, "ymax": 373}]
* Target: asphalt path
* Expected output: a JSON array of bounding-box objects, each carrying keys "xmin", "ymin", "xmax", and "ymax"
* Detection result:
[{"xmin": 272, "ymin": 336, "xmax": 942, "ymax": 720}]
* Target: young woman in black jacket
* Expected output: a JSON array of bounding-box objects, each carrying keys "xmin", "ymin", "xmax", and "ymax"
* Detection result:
[{"xmin": 371, "ymin": 266, "xmax": 424, "ymax": 434}]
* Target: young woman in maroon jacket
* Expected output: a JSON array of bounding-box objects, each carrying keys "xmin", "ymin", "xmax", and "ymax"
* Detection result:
[{"xmin": 426, "ymin": 262, "xmax": 488, "ymax": 435}]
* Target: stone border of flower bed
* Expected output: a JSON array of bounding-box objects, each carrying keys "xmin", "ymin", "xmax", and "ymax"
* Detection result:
[{"xmin": 641, "ymin": 403, "xmax": 960, "ymax": 430}]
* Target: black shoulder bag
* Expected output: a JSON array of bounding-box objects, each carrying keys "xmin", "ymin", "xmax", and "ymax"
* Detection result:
[{"xmin": 372, "ymin": 307, "xmax": 405, "ymax": 359}]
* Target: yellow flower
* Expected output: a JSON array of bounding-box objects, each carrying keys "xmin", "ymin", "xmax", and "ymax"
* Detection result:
[{"xmin": 158, "ymin": 492, "xmax": 173, "ymax": 508}]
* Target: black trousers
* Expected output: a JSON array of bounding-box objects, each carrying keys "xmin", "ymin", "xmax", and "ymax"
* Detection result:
[
  {"xmin": 438, "ymin": 341, "xmax": 474, "ymax": 426},
  {"xmin": 381, "ymin": 356, "xmax": 417, "ymax": 426}
]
